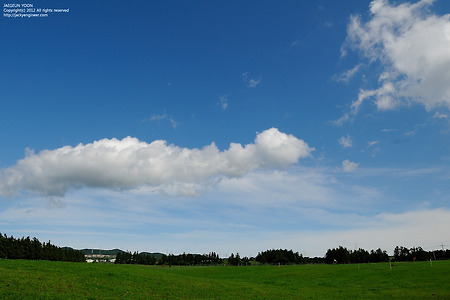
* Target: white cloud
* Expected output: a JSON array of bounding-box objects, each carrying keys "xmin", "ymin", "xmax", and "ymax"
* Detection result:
[
  {"xmin": 149, "ymin": 114, "xmax": 166, "ymax": 122},
  {"xmin": 333, "ymin": 112, "xmax": 351, "ymax": 126},
  {"xmin": 339, "ymin": 0, "xmax": 450, "ymax": 122},
  {"xmin": 342, "ymin": 159, "xmax": 359, "ymax": 172},
  {"xmin": 248, "ymin": 79, "xmax": 261, "ymax": 88},
  {"xmin": 367, "ymin": 140, "xmax": 379, "ymax": 148},
  {"xmin": 338, "ymin": 135, "xmax": 353, "ymax": 148},
  {"xmin": 363, "ymin": 141, "xmax": 380, "ymax": 156},
  {"xmin": 0, "ymin": 128, "xmax": 314, "ymax": 197},
  {"xmin": 148, "ymin": 114, "xmax": 178, "ymax": 128},
  {"xmin": 241, "ymin": 72, "xmax": 261, "ymax": 88},
  {"xmin": 169, "ymin": 119, "xmax": 178, "ymax": 128},
  {"xmin": 218, "ymin": 96, "xmax": 228, "ymax": 110},
  {"xmin": 290, "ymin": 40, "xmax": 300, "ymax": 47},
  {"xmin": 324, "ymin": 21, "xmax": 334, "ymax": 28},
  {"xmin": 333, "ymin": 64, "xmax": 362, "ymax": 83},
  {"xmin": 433, "ymin": 111, "xmax": 448, "ymax": 119}
]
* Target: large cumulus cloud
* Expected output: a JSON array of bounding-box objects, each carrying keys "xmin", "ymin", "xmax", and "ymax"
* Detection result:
[
  {"xmin": 0, "ymin": 128, "xmax": 313, "ymax": 197},
  {"xmin": 339, "ymin": 0, "xmax": 450, "ymax": 122}
]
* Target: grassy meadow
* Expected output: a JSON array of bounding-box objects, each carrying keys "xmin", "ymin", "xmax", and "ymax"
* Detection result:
[{"xmin": 1, "ymin": 259, "xmax": 449, "ymax": 299}]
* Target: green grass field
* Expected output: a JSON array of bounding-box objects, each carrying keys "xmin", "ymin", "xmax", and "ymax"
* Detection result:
[{"xmin": 1, "ymin": 259, "xmax": 449, "ymax": 299}]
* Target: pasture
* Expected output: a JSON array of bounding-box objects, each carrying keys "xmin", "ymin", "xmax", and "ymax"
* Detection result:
[{"xmin": 0, "ymin": 259, "xmax": 449, "ymax": 299}]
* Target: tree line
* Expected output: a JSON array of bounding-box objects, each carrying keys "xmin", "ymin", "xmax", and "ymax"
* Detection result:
[
  {"xmin": 394, "ymin": 246, "xmax": 450, "ymax": 262},
  {"xmin": 115, "ymin": 251, "xmax": 158, "ymax": 265},
  {"xmin": 253, "ymin": 249, "xmax": 325, "ymax": 265},
  {"xmin": 0, "ymin": 233, "xmax": 85, "ymax": 262},
  {"xmin": 115, "ymin": 251, "xmax": 222, "ymax": 266},
  {"xmin": 116, "ymin": 246, "xmax": 450, "ymax": 266},
  {"xmin": 256, "ymin": 249, "xmax": 306, "ymax": 265},
  {"xmin": 115, "ymin": 249, "xmax": 325, "ymax": 266},
  {"xmin": 324, "ymin": 245, "xmax": 450, "ymax": 264},
  {"xmin": 2, "ymin": 232, "xmax": 449, "ymax": 266},
  {"xmin": 325, "ymin": 246, "xmax": 389, "ymax": 264}
]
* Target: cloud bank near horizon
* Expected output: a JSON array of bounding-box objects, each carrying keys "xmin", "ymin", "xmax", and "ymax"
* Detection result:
[{"xmin": 0, "ymin": 128, "xmax": 314, "ymax": 197}]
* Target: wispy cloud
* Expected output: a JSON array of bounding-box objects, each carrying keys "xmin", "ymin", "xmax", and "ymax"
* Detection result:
[
  {"xmin": 364, "ymin": 141, "xmax": 380, "ymax": 153},
  {"xmin": 149, "ymin": 114, "xmax": 166, "ymax": 122},
  {"xmin": 333, "ymin": 64, "xmax": 362, "ymax": 83},
  {"xmin": 147, "ymin": 114, "xmax": 178, "ymax": 128},
  {"xmin": 367, "ymin": 141, "xmax": 379, "ymax": 148},
  {"xmin": 345, "ymin": 166, "xmax": 445, "ymax": 179},
  {"xmin": 242, "ymin": 72, "xmax": 261, "ymax": 88},
  {"xmin": 248, "ymin": 79, "xmax": 261, "ymax": 88},
  {"xmin": 338, "ymin": 135, "xmax": 353, "ymax": 148},
  {"xmin": 342, "ymin": 159, "xmax": 359, "ymax": 172},
  {"xmin": 333, "ymin": 112, "xmax": 351, "ymax": 126},
  {"xmin": 218, "ymin": 95, "xmax": 229, "ymax": 110},
  {"xmin": 3, "ymin": 166, "xmax": 448, "ymax": 256},
  {"xmin": 324, "ymin": 21, "xmax": 334, "ymax": 28},
  {"xmin": 290, "ymin": 40, "xmax": 300, "ymax": 47},
  {"xmin": 362, "ymin": 141, "xmax": 380, "ymax": 156},
  {"xmin": 433, "ymin": 112, "xmax": 448, "ymax": 119}
]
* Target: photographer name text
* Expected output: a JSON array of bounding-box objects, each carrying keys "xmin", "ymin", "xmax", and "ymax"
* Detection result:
[{"xmin": 4, "ymin": 3, "xmax": 69, "ymax": 18}]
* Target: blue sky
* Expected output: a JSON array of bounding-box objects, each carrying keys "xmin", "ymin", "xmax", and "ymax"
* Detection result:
[{"xmin": 1, "ymin": 0, "xmax": 450, "ymax": 257}]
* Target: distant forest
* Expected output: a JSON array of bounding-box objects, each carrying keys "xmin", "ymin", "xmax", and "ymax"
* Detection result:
[
  {"xmin": 1, "ymin": 233, "xmax": 449, "ymax": 266},
  {"xmin": 0, "ymin": 233, "xmax": 85, "ymax": 262},
  {"xmin": 115, "ymin": 246, "xmax": 450, "ymax": 266}
]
